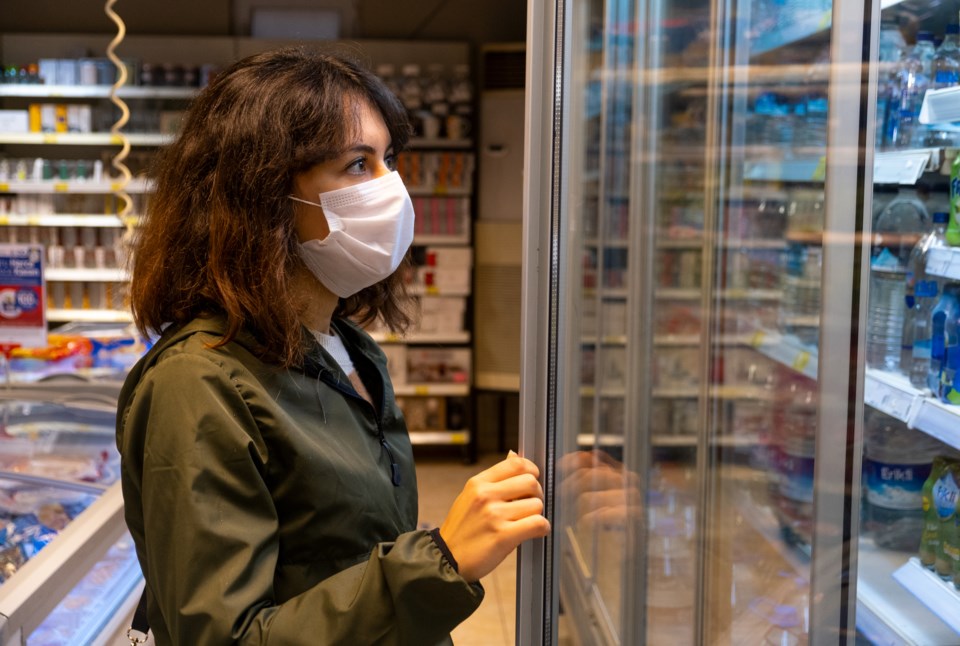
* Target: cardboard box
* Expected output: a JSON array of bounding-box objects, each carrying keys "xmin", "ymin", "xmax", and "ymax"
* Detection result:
[{"xmin": 0, "ymin": 111, "xmax": 29, "ymax": 133}]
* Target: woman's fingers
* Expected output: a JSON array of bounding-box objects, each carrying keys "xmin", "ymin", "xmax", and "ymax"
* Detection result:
[
  {"xmin": 474, "ymin": 454, "xmax": 540, "ymax": 483},
  {"xmin": 500, "ymin": 496, "xmax": 545, "ymax": 521},
  {"xmin": 492, "ymin": 472, "xmax": 544, "ymax": 502}
]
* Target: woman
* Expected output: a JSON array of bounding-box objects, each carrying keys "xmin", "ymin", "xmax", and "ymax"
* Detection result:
[{"xmin": 116, "ymin": 47, "xmax": 550, "ymax": 645}]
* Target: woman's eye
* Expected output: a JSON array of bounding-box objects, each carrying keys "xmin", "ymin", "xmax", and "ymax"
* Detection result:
[
  {"xmin": 347, "ymin": 157, "xmax": 367, "ymax": 175},
  {"xmin": 385, "ymin": 154, "xmax": 398, "ymax": 171}
]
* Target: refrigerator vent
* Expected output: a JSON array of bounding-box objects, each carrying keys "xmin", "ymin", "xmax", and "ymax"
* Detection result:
[{"xmin": 482, "ymin": 49, "xmax": 526, "ymax": 90}]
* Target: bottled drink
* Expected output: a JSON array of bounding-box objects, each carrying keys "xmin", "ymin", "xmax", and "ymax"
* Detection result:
[
  {"xmin": 893, "ymin": 32, "xmax": 935, "ymax": 148},
  {"xmin": 948, "ymin": 154, "xmax": 960, "ymax": 246},
  {"xmin": 929, "ymin": 284, "xmax": 960, "ymax": 395},
  {"xmin": 398, "ymin": 64, "xmax": 424, "ymax": 137},
  {"xmin": 933, "ymin": 24, "xmax": 960, "ymax": 89},
  {"xmin": 934, "ymin": 463, "xmax": 960, "ymax": 579},
  {"xmin": 375, "ymin": 63, "xmax": 400, "ymax": 98},
  {"xmin": 921, "ymin": 456, "xmax": 953, "ymax": 568},
  {"xmin": 878, "ymin": 18, "xmax": 906, "ymax": 148},
  {"xmin": 863, "ymin": 409, "xmax": 941, "ymax": 551},
  {"xmin": 903, "ymin": 211, "xmax": 947, "ymax": 384}
]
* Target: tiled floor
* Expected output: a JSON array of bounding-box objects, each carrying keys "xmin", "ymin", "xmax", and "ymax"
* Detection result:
[{"xmin": 415, "ymin": 452, "xmax": 518, "ymax": 645}]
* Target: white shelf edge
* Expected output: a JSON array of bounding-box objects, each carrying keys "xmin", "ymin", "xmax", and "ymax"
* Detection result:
[
  {"xmin": 582, "ymin": 335, "xmax": 629, "ymax": 346},
  {"xmin": 0, "ymin": 214, "xmax": 136, "ymax": 227},
  {"xmin": 45, "ymin": 268, "xmax": 129, "ymax": 282},
  {"xmin": 926, "ymin": 247, "xmax": 960, "ymax": 283},
  {"xmin": 0, "ymin": 179, "xmax": 153, "ymax": 194},
  {"xmin": 890, "ymin": 556, "xmax": 960, "ymax": 639},
  {"xmin": 0, "ymin": 85, "xmax": 198, "ymax": 99},
  {"xmin": 408, "ymin": 430, "xmax": 471, "ymax": 446},
  {"xmin": 370, "ymin": 331, "xmax": 470, "ymax": 344},
  {"xmin": 394, "ymin": 383, "xmax": 470, "ymax": 397},
  {"xmin": 46, "ymin": 308, "xmax": 132, "ymax": 323},
  {"xmin": 0, "ymin": 133, "xmax": 172, "ymax": 146},
  {"xmin": 749, "ymin": 328, "xmax": 819, "ymax": 380},
  {"xmin": 409, "ymin": 286, "xmax": 471, "ymax": 297},
  {"xmin": 864, "ymin": 368, "xmax": 960, "ymax": 452}
]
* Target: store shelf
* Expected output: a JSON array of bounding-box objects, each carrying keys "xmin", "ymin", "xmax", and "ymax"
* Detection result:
[
  {"xmin": 748, "ymin": 328, "xmax": 819, "ymax": 380},
  {"xmin": 580, "ymin": 386, "xmax": 627, "ymax": 398},
  {"xmin": 655, "ymin": 288, "xmax": 782, "ymax": 301},
  {"xmin": 407, "ymin": 138, "xmax": 473, "ymax": 149},
  {"xmin": 920, "ymin": 86, "xmax": 960, "ymax": 126},
  {"xmin": 863, "ymin": 368, "xmax": 960, "ymax": 451},
  {"xmin": 750, "ymin": 10, "xmax": 831, "ymax": 57},
  {"xmin": 408, "ymin": 430, "xmax": 470, "ymax": 446},
  {"xmin": 651, "ymin": 385, "xmax": 773, "ymax": 400},
  {"xmin": 46, "ymin": 308, "xmax": 131, "ymax": 323},
  {"xmin": 656, "ymin": 237, "xmax": 787, "ymax": 251},
  {"xmin": 407, "ymin": 186, "xmax": 472, "ymax": 197},
  {"xmin": 45, "ymin": 268, "xmax": 128, "ymax": 282},
  {"xmin": 653, "ymin": 333, "xmax": 751, "ymax": 347},
  {"xmin": 394, "ymin": 383, "xmax": 470, "ymax": 397},
  {"xmin": 891, "ymin": 556, "xmax": 960, "ymax": 638},
  {"xmin": 0, "ymin": 179, "xmax": 153, "ymax": 194},
  {"xmin": 582, "ymin": 335, "xmax": 628, "ymax": 346},
  {"xmin": 0, "ymin": 214, "xmax": 135, "ymax": 227},
  {"xmin": 874, "ymin": 149, "xmax": 943, "ymax": 185},
  {"xmin": 586, "ymin": 238, "xmax": 630, "ymax": 249},
  {"xmin": 744, "ymin": 157, "xmax": 825, "ymax": 183},
  {"xmin": 0, "ymin": 85, "xmax": 197, "ymax": 99},
  {"xmin": 370, "ymin": 331, "xmax": 470, "ymax": 345},
  {"xmin": 0, "ymin": 133, "xmax": 172, "ymax": 146},
  {"xmin": 409, "ymin": 285, "xmax": 471, "ymax": 298},
  {"xmin": 413, "ymin": 233, "xmax": 471, "ymax": 246}
]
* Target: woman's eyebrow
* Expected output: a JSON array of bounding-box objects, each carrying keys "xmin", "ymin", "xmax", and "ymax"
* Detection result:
[{"xmin": 339, "ymin": 142, "xmax": 395, "ymax": 156}]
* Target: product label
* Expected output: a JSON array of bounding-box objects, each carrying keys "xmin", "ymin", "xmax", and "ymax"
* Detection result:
[
  {"xmin": 934, "ymin": 471, "xmax": 960, "ymax": 519},
  {"xmin": 865, "ymin": 458, "xmax": 932, "ymax": 510}
]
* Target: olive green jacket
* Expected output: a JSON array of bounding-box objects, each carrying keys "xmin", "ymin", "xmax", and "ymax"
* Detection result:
[{"xmin": 116, "ymin": 315, "xmax": 483, "ymax": 645}]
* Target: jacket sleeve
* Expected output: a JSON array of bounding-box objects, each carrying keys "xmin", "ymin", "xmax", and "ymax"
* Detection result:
[{"xmin": 119, "ymin": 352, "xmax": 483, "ymax": 645}]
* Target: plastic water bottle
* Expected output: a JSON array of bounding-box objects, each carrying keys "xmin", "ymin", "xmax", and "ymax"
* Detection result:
[
  {"xmin": 902, "ymin": 211, "xmax": 946, "ymax": 381},
  {"xmin": 933, "ymin": 24, "xmax": 960, "ymax": 89},
  {"xmin": 878, "ymin": 18, "xmax": 906, "ymax": 148},
  {"xmin": 929, "ymin": 284, "xmax": 960, "ymax": 395},
  {"xmin": 893, "ymin": 32, "xmax": 935, "ymax": 148},
  {"xmin": 863, "ymin": 408, "xmax": 941, "ymax": 551}
]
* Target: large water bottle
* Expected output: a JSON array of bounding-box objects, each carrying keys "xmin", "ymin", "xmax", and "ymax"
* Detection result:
[
  {"xmin": 929, "ymin": 284, "xmax": 960, "ymax": 394},
  {"xmin": 863, "ymin": 409, "xmax": 941, "ymax": 551},
  {"xmin": 869, "ymin": 191, "xmax": 930, "ymax": 371},
  {"xmin": 902, "ymin": 211, "xmax": 946, "ymax": 380},
  {"xmin": 893, "ymin": 32, "xmax": 935, "ymax": 148},
  {"xmin": 878, "ymin": 19, "xmax": 906, "ymax": 149}
]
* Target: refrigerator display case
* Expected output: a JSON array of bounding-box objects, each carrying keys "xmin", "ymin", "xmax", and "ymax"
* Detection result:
[
  {"xmin": 0, "ymin": 383, "xmax": 143, "ymax": 645},
  {"xmin": 518, "ymin": 0, "xmax": 960, "ymax": 643}
]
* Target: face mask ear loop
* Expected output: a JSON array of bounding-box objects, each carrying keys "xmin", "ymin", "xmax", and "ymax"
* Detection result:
[{"xmin": 289, "ymin": 195, "xmax": 322, "ymax": 208}]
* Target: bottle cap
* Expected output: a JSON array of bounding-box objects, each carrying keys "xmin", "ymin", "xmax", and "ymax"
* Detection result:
[
  {"xmin": 934, "ymin": 211, "xmax": 949, "ymax": 223},
  {"xmin": 917, "ymin": 31, "xmax": 935, "ymax": 42},
  {"xmin": 947, "ymin": 24, "xmax": 960, "ymax": 35}
]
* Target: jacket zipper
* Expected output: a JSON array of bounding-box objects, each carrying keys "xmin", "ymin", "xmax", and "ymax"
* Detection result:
[{"xmin": 318, "ymin": 370, "xmax": 401, "ymax": 487}]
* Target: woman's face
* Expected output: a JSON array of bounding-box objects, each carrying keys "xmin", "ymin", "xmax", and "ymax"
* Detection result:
[{"xmin": 291, "ymin": 100, "xmax": 397, "ymax": 244}]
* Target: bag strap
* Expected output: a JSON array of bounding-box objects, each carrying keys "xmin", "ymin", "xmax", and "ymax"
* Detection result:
[{"xmin": 127, "ymin": 587, "xmax": 149, "ymax": 644}]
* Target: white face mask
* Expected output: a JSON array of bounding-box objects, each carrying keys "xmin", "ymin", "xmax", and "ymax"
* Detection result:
[{"xmin": 292, "ymin": 171, "xmax": 415, "ymax": 298}]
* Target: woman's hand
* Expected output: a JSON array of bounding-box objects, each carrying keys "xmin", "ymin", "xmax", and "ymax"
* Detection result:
[{"xmin": 439, "ymin": 451, "xmax": 551, "ymax": 583}]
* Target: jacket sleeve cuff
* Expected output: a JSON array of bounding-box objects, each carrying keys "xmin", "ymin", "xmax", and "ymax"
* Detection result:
[{"xmin": 428, "ymin": 527, "xmax": 459, "ymax": 573}]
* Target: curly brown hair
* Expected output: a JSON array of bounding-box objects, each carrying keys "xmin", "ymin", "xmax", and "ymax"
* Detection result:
[{"xmin": 129, "ymin": 47, "xmax": 413, "ymax": 367}]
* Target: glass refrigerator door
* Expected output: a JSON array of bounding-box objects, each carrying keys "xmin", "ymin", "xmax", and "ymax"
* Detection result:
[{"xmin": 518, "ymin": 0, "xmax": 954, "ymax": 643}]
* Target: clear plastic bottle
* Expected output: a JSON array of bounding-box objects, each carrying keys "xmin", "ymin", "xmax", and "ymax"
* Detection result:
[
  {"xmin": 893, "ymin": 32, "xmax": 936, "ymax": 148},
  {"xmin": 933, "ymin": 24, "xmax": 960, "ymax": 89},
  {"xmin": 878, "ymin": 18, "xmax": 906, "ymax": 148},
  {"xmin": 902, "ymin": 211, "xmax": 946, "ymax": 382},
  {"xmin": 863, "ymin": 409, "xmax": 942, "ymax": 551},
  {"xmin": 929, "ymin": 283, "xmax": 960, "ymax": 395}
]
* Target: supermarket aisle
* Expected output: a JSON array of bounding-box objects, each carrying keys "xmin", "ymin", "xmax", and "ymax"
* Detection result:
[{"xmin": 415, "ymin": 452, "xmax": 518, "ymax": 645}]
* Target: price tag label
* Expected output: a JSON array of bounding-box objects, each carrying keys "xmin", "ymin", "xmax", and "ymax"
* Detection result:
[
  {"xmin": 0, "ymin": 216, "xmax": 9, "ymax": 226},
  {"xmin": 414, "ymin": 385, "xmax": 430, "ymax": 396},
  {"xmin": 109, "ymin": 134, "xmax": 124, "ymax": 145},
  {"xmin": 926, "ymin": 248, "xmax": 956, "ymax": 279},
  {"xmin": 811, "ymin": 156, "xmax": 827, "ymax": 181},
  {"xmin": 42, "ymin": 134, "xmax": 58, "ymax": 144},
  {"xmin": 433, "ymin": 185, "xmax": 448, "ymax": 196},
  {"xmin": 792, "ymin": 351, "xmax": 811, "ymax": 372},
  {"xmin": 0, "ymin": 184, "xmax": 8, "ymax": 193},
  {"xmin": 450, "ymin": 432, "xmax": 468, "ymax": 445},
  {"xmin": 751, "ymin": 330, "xmax": 766, "ymax": 348},
  {"xmin": 110, "ymin": 182, "xmax": 123, "ymax": 192},
  {"xmin": 385, "ymin": 333, "xmax": 401, "ymax": 343},
  {"xmin": 52, "ymin": 182, "xmax": 69, "ymax": 193},
  {"xmin": 425, "ymin": 286, "xmax": 440, "ymax": 296},
  {"xmin": 25, "ymin": 216, "xmax": 40, "ymax": 226}
]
